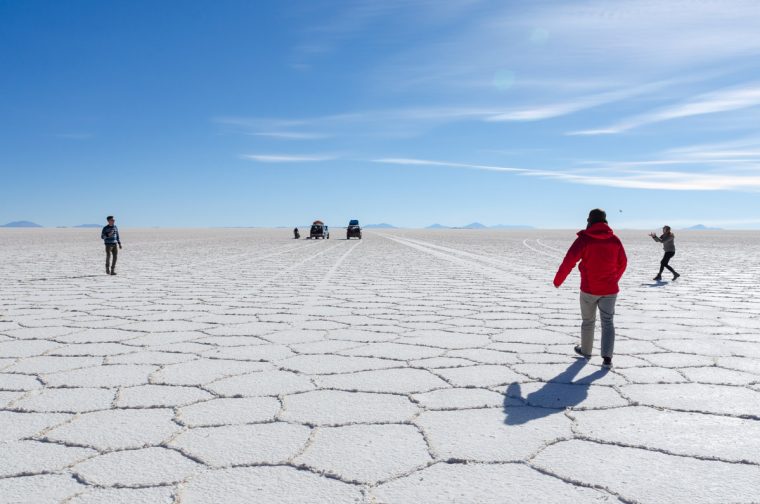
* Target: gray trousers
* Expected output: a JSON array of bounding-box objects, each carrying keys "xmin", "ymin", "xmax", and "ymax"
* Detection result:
[
  {"xmin": 105, "ymin": 245, "xmax": 118, "ymax": 271},
  {"xmin": 580, "ymin": 291, "xmax": 617, "ymax": 358}
]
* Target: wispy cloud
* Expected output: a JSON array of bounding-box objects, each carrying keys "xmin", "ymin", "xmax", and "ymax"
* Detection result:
[
  {"xmin": 373, "ymin": 158, "xmax": 525, "ymax": 173},
  {"xmin": 372, "ymin": 156, "xmax": 760, "ymax": 192},
  {"xmin": 240, "ymin": 154, "xmax": 338, "ymax": 163},
  {"xmin": 291, "ymin": 0, "xmax": 484, "ymax": 62},
  {"xmin": 247, "ymin": 132, "xmax": 330, "ymax": 140},
  {"xmin": 215, "ymin": 76, "xmax": 708, "ymax": 143},
  {"xmin": 370, "ymin": 1, "xmax": 760, "ymax": 95},
  {"xmin": 571, "ymin": 83, "xmax": 760, "ymax": 135},
  {"xmin": 485, "ymin": 80, "xmax": 672, "ymax": 122},
  {"xmin": 533, "ymin": 169, "xmax": 760, "ymax": 191}
]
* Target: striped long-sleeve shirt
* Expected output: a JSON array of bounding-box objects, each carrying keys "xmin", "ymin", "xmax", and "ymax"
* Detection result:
[{"xmin": 101, "ymin": 225, "xmax": 121, "ymax": 245}]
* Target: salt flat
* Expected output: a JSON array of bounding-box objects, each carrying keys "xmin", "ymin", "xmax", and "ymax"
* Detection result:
[{"xmin": 1, "ymin": 228, "xmax": 759, "ymax": 503}]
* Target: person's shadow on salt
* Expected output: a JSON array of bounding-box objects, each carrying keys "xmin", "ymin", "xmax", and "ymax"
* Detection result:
[
  {"xmin": 641, "ymin": 280, "xmax": 668, "ymax": 287},
  {"xmin": 503, "ymin": 359, "xmax": 608, "ymax": 425}
]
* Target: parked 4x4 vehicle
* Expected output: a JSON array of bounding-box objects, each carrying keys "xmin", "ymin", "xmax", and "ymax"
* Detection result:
[
  {"xmin": 346, "ymin": 219, "xmax": 361, "ymax": 239},
  {"xmin": 309, "ymin": 221, "xmax": 330, "ymax": 239}
]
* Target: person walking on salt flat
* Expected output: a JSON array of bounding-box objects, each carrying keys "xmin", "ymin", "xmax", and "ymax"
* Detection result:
[
  {"xmin": 553, "ymin": 208, "xmax": 627, "ymax": 368},
  {"xmin": 649, "ymin": 225, "xmax": 680, "ymax": 281},
  {"xmin": 101, "ymin": 215, "xmax": 122, "ymax": 275}
]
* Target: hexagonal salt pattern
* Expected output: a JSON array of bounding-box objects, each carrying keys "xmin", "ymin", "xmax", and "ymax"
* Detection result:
[
  {"xmin": 73, "ymin": 447, "xmax": 201, "ymax": 486},
  {"xmin": 2, "ymin": 228, "xmax": 760, "ymax": 501},
  {"xmin": 44, "ymin": 408, "xmax": 180, "ymax": 451},
  {"xmin": 0, "ymin": 441, "xmax": 96, "ymax": 478},
  {"xmin": 532, "ymin": 439, "xmax": 760, "ymax": 503},
  {"xmin": 67, "ymin": 487, "xmax": 175, "ymax": 504},
  {"xmin": 0, "ymin": 475, "xmax": 85, "ymax": 503},
  {"xmin": 372, "ymin": 462, "xmax": 616, "ymax": 503},
  {"xmin": 170, "ymin": 422, "xmax": 311, "ymax": 467},
  {"xmin": 180, "ymin": 466, "xmax": 363, "ymax": 503},
  {"xmin": 294, "ymin": 424, "xmax": 431, "ymax": 483}
]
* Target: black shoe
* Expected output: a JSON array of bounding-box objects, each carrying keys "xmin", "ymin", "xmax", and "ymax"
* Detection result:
[
  {"xmin": 672, "ymin": 273, "xmax": 680, "ymax": 281},
  {"xmin": 106, "ymin": 268, "xmax": 110, "ymax": 275},
  {"xmin": 653, "ymin": 275, "xmax": 662, "ymax": 281},
  {"xmin": 602, "ymin": 357, "xmax": 612, "ymax": 368},
  {"xmin": 110, "ymin": 271, "xmax": 117, "ymax": 275},
  {"xmin": 574, "ymin": 345, "xmax": 591, "ymax": 359}
]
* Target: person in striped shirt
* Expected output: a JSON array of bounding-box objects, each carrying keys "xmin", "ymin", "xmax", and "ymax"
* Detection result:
[{"xmin": 101, "ymin": 216, "xmax": 122, "ymax": 275}]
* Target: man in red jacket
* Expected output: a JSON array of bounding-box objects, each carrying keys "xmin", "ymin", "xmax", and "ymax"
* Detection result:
[{"xmin": 553, "ymin": 209, "xmax": 627, "ymax": 368}]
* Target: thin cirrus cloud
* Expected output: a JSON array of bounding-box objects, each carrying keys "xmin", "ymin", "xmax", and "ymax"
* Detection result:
[
  {"xmin": 570, "ymin": 83, "xmax": 760, "ymax": 135},
  {"xmin": 240, "ymin": 154, "xmax": 338, "ymax": 163},
  {"xmin": 373, "ymin": 158, "xmax": 526, "ymax": 173},
  {"xmin": 484, "ymin": 80, "xmax": 672, "ymax": 122},
  {"xmin": 537, "ymin": 169, "xmax": 760, "ymax": 191},
  {"xmin": 365, "ymin": 1, "xmax": 760, "ymax": 97},
  {"xmin": 373, "ymin": 157, "xmax": 760, "ymax": 192},
  {"xmin": 247, "ymin": 132, "xmax": 331, "ymax": 140}
]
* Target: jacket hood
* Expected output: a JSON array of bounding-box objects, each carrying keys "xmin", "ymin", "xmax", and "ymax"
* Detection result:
[{"xmin": 578, "ymin": 222, "xmax": 614, "ymax": 239}]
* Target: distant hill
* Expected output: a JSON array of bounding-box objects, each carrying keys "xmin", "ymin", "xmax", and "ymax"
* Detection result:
[
  {"xmin": 1, "ymin": 221, "xmax": 42, "ymax": 228},
  {"xmin": 426, "ymin": 222, "xmax": 533, "ymax": 230},
  {"xmin": 74, "ymin": 224, "xmax": 102, "ymax": 228},
  {"xmin": 364, "ymin": 223, "xmax": 397, "ymax": 229},
  {"xmin": 684, "ymin": 224, "xmax": 723, "ymax": 231}
]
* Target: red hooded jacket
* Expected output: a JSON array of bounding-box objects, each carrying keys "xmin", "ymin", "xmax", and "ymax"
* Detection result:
[{"xmin": 553, "ymin": 223, "xmax": 627, "ymax": 295}]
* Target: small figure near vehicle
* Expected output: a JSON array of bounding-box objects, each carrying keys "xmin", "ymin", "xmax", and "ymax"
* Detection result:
[
  {"xmin": 309, "ymin": 220, "xmax": 330, "ymax": 239},
  {"xmin": 347, "ymin": 219, "xmax": 362, "ymax": 240},
  {"xmin": 293, "ymin": 227, "xmax": 300, "ymax": 239}
]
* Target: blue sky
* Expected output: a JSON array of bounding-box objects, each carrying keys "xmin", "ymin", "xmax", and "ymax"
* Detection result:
[{"xmin": 2, "ymin": 0, "xmax": 760, "ymax": 229}]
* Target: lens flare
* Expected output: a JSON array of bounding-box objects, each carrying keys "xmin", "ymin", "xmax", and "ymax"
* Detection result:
[
  {"xmin": 529, "ymin": 28, "xmax": 550, "ymax": 45},
  {"xmin": 493, "ymin": 70, "xmax": 516, "ymax": 91}
]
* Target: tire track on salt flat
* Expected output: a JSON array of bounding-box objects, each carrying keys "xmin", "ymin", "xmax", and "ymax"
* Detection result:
[
  {"xmin": 536, "ymin": 239, "xmax": 565, "ymax": 255},
  {"xmin": 237, "ymin": 241, "xmax": 348, "ymax": 298},
  {"xmin": 297, "ymin": 239, "xmax": 364, "ymax": 321},
  {"xmin": 377, "ymin": 234, "xmax": 534, "ymax": 286},
  {"xmin": 384, "ymin": 234, "xmax": 553, "ymax": 285},
  {"xmin": 172, "ymin": 240, "xmax": 312, "ymax": 275},
  {"xmin": 522, "ymin": 239, "xmax": 562, "ymax": 261}
]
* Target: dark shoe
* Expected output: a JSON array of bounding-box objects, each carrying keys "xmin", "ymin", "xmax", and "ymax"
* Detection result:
[
  {"xmin": 574, "ymin": 345, "xmax": 591, "ymax": 359},
  {"xmin": 672, "ymin": 273, "xmax": 680, "ymax": 281},
  {"xmin": 110, "ymin": 271, "xmax": 117, "ymax": 275},
  {"xmin": 602, "ymin": 357, "xmax": 612, "ymax": 368},
  {"xmin": 106, "ymin": 268, "xmax": 110, "ymax": 275},
  {"xmin": 653, "ymin": 275, "xmax": 662, "ymax": 281}
]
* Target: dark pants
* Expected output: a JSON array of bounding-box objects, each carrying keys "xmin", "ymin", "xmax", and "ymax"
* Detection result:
[
  {"xmin": 105, "ymin": 245, "xmax": 118, "ymax": 271},
  {"xmin": 658, "ymin": 251, "xmax": 676, "ymax": 275}
]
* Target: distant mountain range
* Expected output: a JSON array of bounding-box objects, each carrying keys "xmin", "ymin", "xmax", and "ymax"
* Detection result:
[
  {"xmin": 364, "ymin": 223, "xmax": 397, "ymax": 229},
  {"xmin": 1, "ymin": 222, "xmax": 108, "ymax": 228},
  {"xmin": 425, "ymin": 222, "xmax": 533, "ymax": 230},
  {"xmin": 1, "ymin": 221, "xmax": 42, "ymax": 228},
  {"xmin": 684, "ymin": 224, "xmax": 723, "ymax": 231}
]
